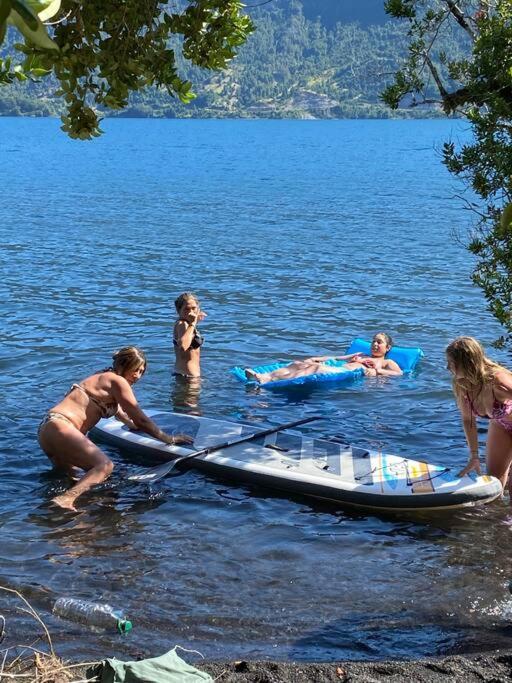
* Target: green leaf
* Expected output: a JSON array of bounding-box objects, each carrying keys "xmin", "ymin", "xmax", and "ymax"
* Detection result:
[
  {"xmin": 9, "ymin": 0, "xmax": 38, "ymax": 30},
  {"xmin": 0, "ymin": 0, "xmax": 11, "ymax": 25},
  {"xmin": 30, "ymin": 66, "xmax": 50, "ymax": 76},
  {"xmin": 25, "ymin": 0, "xmax": 60, "ymax": 21},
  {"xmin": 37, "ymin": 0, "xmax": 58, "ymax": 21},
  {"xmin": 8, "ymin": 5, "xmax": 59, "ymax": 50}
]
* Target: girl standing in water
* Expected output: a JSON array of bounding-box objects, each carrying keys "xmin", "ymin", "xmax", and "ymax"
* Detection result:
[{"xmin": 173, "ymin": 292, "xmax": 207, "ymax": 379}]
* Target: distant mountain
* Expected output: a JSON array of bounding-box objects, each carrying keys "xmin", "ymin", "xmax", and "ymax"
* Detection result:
[{"xmin": 0, "ymin": 0, "xmax": 459, "ymax": 121}]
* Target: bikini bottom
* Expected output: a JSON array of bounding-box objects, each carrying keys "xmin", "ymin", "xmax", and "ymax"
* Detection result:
[{"xmin": 38, "ymin": 411, "xmax": 76, "ymax": 437}]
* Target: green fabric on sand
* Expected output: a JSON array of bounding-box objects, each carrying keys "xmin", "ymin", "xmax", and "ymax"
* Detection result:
[{"xmin": 100, "ymin": 648, "xmax": 213, "ymax": 683}]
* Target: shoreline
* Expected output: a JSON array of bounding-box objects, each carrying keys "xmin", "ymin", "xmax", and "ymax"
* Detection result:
[
  {"xmin": 70, "ymin": 650, "xmax": 512, "ymax": 682},
  {"xmin": 200, "ymin": 652, "xmax": 512, "ymax": 681}
]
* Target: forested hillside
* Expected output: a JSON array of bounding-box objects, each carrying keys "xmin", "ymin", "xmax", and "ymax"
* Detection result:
[
  {"xmin": 0, "ymin": 1, "xmax": 466, "ymax": 120},
  {"xmin": 299, "ymin": 0, "xmax": 388, "ymax": 27}
]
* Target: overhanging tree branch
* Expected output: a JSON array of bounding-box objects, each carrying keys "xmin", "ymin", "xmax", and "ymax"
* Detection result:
[
  {"xmin": 0, "ymin": 0, "xmax": 254, "ymax": 139},
  {"xmin": 384, "ymin": 0, "xmax": 512, "ymax": 343},
  {"xmin": 444, "ymin": 0, "xmax": 476, "ymax": 38}
]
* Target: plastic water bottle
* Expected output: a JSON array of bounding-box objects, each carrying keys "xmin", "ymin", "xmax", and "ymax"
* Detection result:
[{"xmin": 53, "ymin": 597, "xmax": 132, "ymax": 633}]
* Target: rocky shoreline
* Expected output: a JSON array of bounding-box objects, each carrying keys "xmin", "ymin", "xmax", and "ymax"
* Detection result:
[
  {"xmin": 70, "ymin": 650, "xmax": 512, "ymax": 682},
  {"xmin": 8, "ymin": 647, "xmax": 512, "ymax": 681},
  {"xmin": 199, "ymin": 652, "xmax": 512, "ymax": 682}
]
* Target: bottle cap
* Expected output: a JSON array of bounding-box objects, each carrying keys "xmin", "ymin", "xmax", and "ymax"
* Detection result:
[{"xmin": 117, "ymin": 619, "xmax": 133, "ymax": 634}]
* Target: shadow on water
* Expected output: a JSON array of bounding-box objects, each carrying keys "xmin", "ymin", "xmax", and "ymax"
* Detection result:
[
  {"xmin": 286, "ymin": 500, "xmax": 512, "ymax": 661},
  {"xmin": 290, "ymin": 610, "xmax": 512, "ymax": 661},
  {"xmin": 242, "ymin": 376, "xmax": 366, "ymax": 404},
  {"xmin": 291, "ymin": 616, "xmax": 463, "ymax": 661}
]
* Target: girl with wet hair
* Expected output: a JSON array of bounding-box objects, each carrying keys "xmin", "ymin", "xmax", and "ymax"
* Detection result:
[
  {"xmin": 446, "ymin": 336, "xmax": 512, "ymax": 494},
  {"xmin": 173, "ymin": 292, "xmax": 207, "ymax": 379},
  {"xmin": 38, "ymin": 346, "xmax": 193, "ymax": 512},
  {"xmin": 245, "ymin": 332, "xmax": 402, "ymax": 384}
]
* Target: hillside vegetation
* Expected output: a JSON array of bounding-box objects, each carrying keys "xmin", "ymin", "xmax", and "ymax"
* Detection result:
[{"xmin": 0, "ymin": 1, "xmax": 467, "ymax": 119}]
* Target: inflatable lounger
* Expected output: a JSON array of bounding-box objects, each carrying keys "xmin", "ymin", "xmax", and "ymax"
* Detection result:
[{"xmin": 231, "ymin": 338, "xmax": 424, "ymax": 390}]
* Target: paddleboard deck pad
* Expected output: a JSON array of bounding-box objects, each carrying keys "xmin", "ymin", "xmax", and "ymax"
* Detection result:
[{"xmin": 91, "ymin": 412, "xmax": 502, "ymax": 511}]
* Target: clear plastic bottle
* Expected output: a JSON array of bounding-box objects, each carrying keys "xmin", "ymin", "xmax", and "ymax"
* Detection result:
[{"xmin": 53, "ymin": 597, "xmax": 132, "ymax": 633}]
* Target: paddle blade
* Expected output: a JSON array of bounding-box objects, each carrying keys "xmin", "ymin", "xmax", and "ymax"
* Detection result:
[{"xmin": 128, "ymin": 459, "xmax": 180, "ymax": 482}]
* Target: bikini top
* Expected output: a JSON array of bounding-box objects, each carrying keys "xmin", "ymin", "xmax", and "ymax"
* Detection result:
[
  {"xmin": 69, "ymin": 383, "xmax": 119, "ymax": 419},
  {"xmin": 465, "ymin": 388, "xmax": 512, "ymax": 420},
  {"xmin": 173, "ymin": 320, "xmax": 204, "ymax": 350}
]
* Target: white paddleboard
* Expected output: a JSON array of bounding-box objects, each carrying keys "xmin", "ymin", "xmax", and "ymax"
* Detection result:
[{"xmin": 90, "ymin": 411, "xmax": 502, "ymax": 511}]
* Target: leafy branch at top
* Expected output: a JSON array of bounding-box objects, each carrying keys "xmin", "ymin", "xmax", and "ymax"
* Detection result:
[{"xmin": 0, "ymin": 0, "xmax": 253, "ymax": 139}]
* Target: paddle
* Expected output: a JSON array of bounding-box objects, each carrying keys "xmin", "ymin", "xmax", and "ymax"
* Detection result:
[{"xmin": 128, "ymin": 415, "xmax": 322, "ymax": 484}]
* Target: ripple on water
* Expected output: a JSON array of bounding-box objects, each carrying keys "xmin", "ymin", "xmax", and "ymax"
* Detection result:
[{"xmin": 0, "ymin": 118, "xmax": 511, "ymax": 662}]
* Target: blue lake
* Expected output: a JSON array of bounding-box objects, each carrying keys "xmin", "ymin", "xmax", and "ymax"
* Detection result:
[{"xmin": 1, "ymin": 117, "xmax": 512, "ymax": 663}]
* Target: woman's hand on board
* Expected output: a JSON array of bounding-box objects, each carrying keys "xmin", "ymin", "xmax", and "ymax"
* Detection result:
[
  {"xmin": 162, "ymin": 432, "xmax": 194, "ymax": 446},
  {"xmin": 457, "ymin": 455, "xmax": 482, "ymax": 478}
]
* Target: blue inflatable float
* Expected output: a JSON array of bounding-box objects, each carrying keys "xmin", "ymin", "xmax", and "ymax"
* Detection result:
[{"xmin": 231, "ymin": 338, "xmax": 424, "ymax": 390}]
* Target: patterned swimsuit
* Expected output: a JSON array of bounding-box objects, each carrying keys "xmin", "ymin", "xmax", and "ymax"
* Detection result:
[
  {"xmin": 38, "ymin": 383, "xmax": 118, "ymax": 434},
  {"xmin": 466, "ymin": 389, "xmax": 512, "ymax": 434}
]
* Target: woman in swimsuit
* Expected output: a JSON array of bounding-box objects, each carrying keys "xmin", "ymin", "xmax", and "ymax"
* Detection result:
[
  {"xmin": 38, "ymin": 346, "xmax": 193, "ymax": 512},
  {"xmin": 173, "ymin": 292, "xmax": 207, "ymax": 379},
  {"xmin": 446, "ymin": 336, "xmax": 512, "ymax": 494},
  {"xmin": 245, "ymin": 332, "xmax": 403, "ymax": 384}
]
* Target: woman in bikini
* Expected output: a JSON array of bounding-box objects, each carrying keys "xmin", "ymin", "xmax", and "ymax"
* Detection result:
[
  {"xmin": 447, "ymin": 336, "xmax": 512, "ymax": 495},
  {"xmin": 173, "ymin": 292, "xmax": 207, "ymax": 379},
  {"xmin": 245, "ymin": 332, "xmax": 402, "ymax": 384},
  {"xmin": 38, "ymin": 346, "xmax": 193, "ymax": 511}
]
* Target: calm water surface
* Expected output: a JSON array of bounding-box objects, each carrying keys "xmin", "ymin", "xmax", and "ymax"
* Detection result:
[{"xmin": 1, "ymin": 117, "xmax": 512, "ymax": 663}]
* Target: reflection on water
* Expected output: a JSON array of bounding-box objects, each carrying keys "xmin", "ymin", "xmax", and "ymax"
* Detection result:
[
  {"xmin": 170, "ymin": 375, "xmax": 203, "ymax": 413},
  {"xmin": 1, "ymin": 117, "xmax": 512, "ymax": 663}
]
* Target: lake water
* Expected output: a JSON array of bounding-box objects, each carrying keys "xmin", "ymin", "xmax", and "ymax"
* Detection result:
[{"xmin": 1, "ymin": 117, "xmax": 512, "ymax": 664}]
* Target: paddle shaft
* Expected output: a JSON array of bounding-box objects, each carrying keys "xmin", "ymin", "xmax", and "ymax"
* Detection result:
[{"xmin": 129, "ymin": 414, "xmax": 322, "ymax": 483}]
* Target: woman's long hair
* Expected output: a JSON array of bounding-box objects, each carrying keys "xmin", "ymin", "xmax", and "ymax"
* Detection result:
[{"xmin": 446, "ymin": 336, "xmax": 503, "ymax": 405}]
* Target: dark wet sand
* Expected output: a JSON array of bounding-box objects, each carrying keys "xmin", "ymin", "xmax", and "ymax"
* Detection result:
[
  {"xmin": 199, "ymin": 652, "xmax": 512, "ymax": 681},
  {"xmin": 76, "ymin": 651, "xmax": 512, "ymax": 682}
]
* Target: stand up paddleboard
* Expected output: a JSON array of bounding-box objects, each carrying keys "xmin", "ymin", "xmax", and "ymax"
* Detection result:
[{"xmin": 91, "ymin": 412, "xmax": 502, "ymax": 511}]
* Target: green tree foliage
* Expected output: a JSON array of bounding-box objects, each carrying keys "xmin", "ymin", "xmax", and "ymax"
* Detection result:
[
  {"xmin": 0, "ymin": 0, "xmax": 253, "ymax": 138},
  {"xmin": 383, "ymin": 0, "xmax": 512, "ymax": 341},
  {"xmin": 0, "ymin": 1, "xmax": 469, "ymax": 121},
  {"xmin": 299, "ymin": 0, "xmax": 388, "ymax": 27}
]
